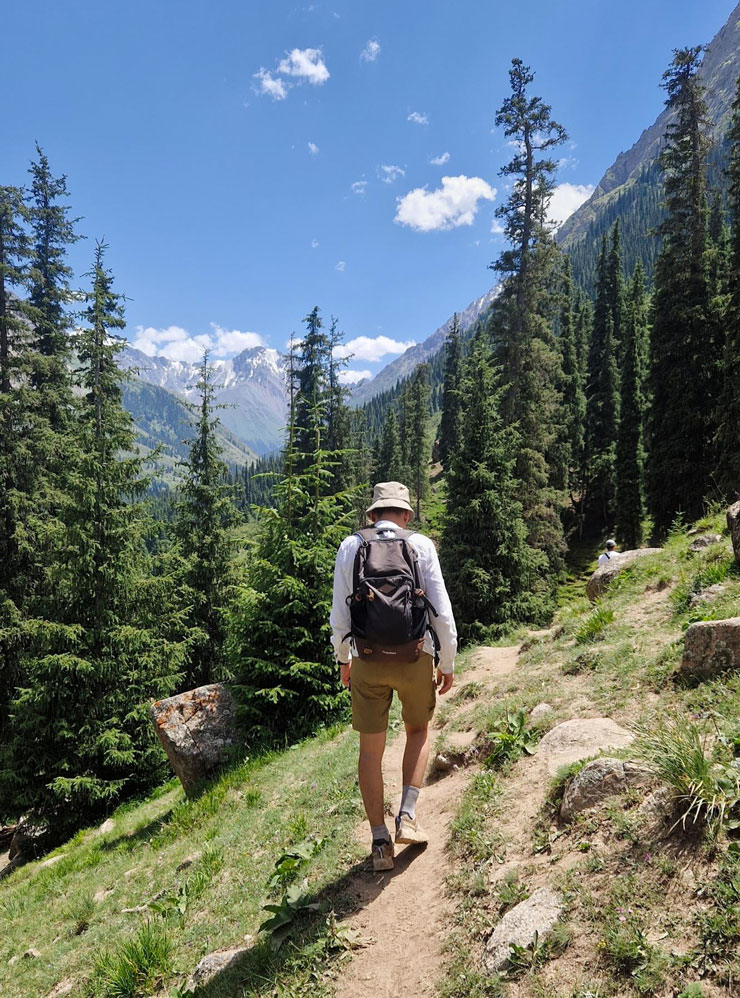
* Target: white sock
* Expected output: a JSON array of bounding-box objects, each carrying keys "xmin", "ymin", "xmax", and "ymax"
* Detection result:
[
  {"xmin": 371, "ymin": 823, "xmax": 390, "ymax": 843},
  {"xmin": 400, "ymin": 785, "xmax": 420, "ymax": 820}
]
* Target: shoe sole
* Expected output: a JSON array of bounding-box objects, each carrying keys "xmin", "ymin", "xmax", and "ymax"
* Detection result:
[
  {"xmin": 395, "ymin": 829, "xmax": 428, "ymax": 846},
  {"xmin": 372, "ymin": 858, "xmax": 394, "ymax": 871}
]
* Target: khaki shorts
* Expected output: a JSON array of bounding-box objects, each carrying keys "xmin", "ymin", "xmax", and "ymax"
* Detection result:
[{"xmin": 350, "ymin": 652, "xmax": 436, "ymax": 733}]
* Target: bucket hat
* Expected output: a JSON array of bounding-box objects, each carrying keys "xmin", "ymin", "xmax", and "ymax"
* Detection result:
[{"xmin": 365, "ymin": 481, "xmax": 414, "ymax": 516}]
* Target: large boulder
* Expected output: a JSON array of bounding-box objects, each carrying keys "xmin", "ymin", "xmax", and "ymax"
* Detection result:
[
  {"xmin": 536, "ymin": 718, "xmax": 634, "ymax": 776},
  {"xmin": 149, "ymin": 684, "xmax": 238, "ymax": 795},
  {"xmin": 679, "ymin": 617, "xmax": 740, "ymax": 682},
  {"xmin": 586, "ymin": 549, "xmax": 662, "ymax": 601},
  {"xmin": 728, "ymin": 502, "xmax": 740, "ymax": 567},
  {"xmin": 187, "ymin": 944, "xmax": 254, "ymax": 989},
  {"xmin": 560, "ymin": 758, "xmax": 651, "ymax": 821},
  {"xmin": 482, "ymin": 887, "xmax": 564, "ymax": 973}
]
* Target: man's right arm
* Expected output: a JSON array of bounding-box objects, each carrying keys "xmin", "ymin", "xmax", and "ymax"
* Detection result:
[{"xmin": 330, "ymin": 536, "xmax": 357, "ymax": 666}]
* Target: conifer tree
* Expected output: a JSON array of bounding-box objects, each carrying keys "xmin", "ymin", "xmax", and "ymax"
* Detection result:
[
  {"xmin": 440, "ymin": 332, "xmax": 546, "ymax": 643},
  {"xmin": 647, "ymin": 47, "xmax": 713, "ymax": 533},
  {"xmin": 26, "ymin": 145, "xmax": 80, "ymax": 416},
  {"xmin": 228, "ymin": 419, "xmax": 359, "ymax": 744},
  {"xmin": 174, "ymin": 354, "xmax": 238, "ymax": 690},
  {"xmin": 558, "ymin": 257, "xmax": 586, "ymax": 508},
  {"xmin": 438, "ymin": 314, "xmax": 463, "ymax": 470},
  {"xmin": 325, "ymin": 316, "xmax": 354, "ymax": 491},
  {"xmin": 715, "ymin": 73, "xmax": 740, "ymax": 499},
  {"xmin": 294, "ymin": 306, "xmax": 330, "ymax": 473},
  {"xmin": 399, "ymin": 364, "xmax": 431, "ymax": 518},
  {"xmin": 1, "ymin": 243, "xmax": 182, "ymax": 833},
  {"xmin": 376, "ymin": 407, "xmax": 403, "ymax": 482},
  {"xmin": 488, "ymin": 58, "xmax": 568, "ymax": 573},
  {"xmin": 585, "ymin": 232, "xmax": 621, "ymax": 531},
  {"xmin": 615, "ymin": 261, "xmax": 649, "ymax": 548}
]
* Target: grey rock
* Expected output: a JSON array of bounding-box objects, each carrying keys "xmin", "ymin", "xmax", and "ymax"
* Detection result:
[
  {"xmin": 536, "ymin": 718, "xmax": 634, "ymax": 776},
  {"xmin": 188, "ymin": 945, "xmax": 253, "ymax": 988},
  {"xmin": 728, "ymin": 502, "xmax": 740, "ymax": 567},
  {"xmin": 689, "ymin": 533, "xmax": 722, "ymax": 551},
  {"xmin": 149, "ymin": 683, "xmax": 237, "ymax": 795},
  {"xmin": 9, "ymin": 822, "xmax": 46, "ymax": 862},
  {"xmin": 530, "ymin": 703, "xmax": 553, "ymax": 723},
  {"xmin": 176, "ymin": 853, "xmax": 201, "ymax": 872},
  {"xmin": 560, "ymin": 758, "xmax": 651, "ymax": 821},
  {"xmin": 637, "ymin": 786, "xmax": 679, "ymax": 835},
  {"xmin": 680, "ymin": 617, "xmax": 740, "ymax": 681},
  {"xmin": 433, "ymin": 753, "xmax": 454, "ymax": 773},
  {"xmin": 688, "ymin": 583, "xmax": 728, "ymax": 608},
  {"xmin": 39, "ymin": 855, "xmax": 64, "ymax": 870},
  {"xmin": 97, "ymin": 818, "xmax": 115, "ymax": 836},
  {"xmin": 482, "ymin": 887, "xmax": 564, "ymax": 973},
  {"xmin": 586, "ymin": 549, "xmax": 662, "ymax": 601},
  {"xmin": 23, "ymin": 948, "xmax": 41, "ymax": 959}
]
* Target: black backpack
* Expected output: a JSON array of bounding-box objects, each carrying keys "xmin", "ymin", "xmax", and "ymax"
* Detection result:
[{"xmin": 347, "ymin": 526, "xmax": 438, "ymax": 665}]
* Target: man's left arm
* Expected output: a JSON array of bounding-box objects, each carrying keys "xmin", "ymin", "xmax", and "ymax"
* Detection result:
[
  {"xmin": 419, "ymin": 539, "xmax": 457, "ymax": 693},
  {"xmin": 330, "ymin": 537, "xmax": 356, "ymax": 675}
]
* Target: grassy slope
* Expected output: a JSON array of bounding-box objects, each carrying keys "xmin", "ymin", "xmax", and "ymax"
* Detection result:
[{"xmin": 3, "ymin": 510, "xmax": 739, "ymax": 997}]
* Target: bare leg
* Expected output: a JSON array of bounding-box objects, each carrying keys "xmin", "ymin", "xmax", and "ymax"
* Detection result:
[
  {"xmin": 402, "ymin": 722, "xmax": 430, "ymax": 789},
  {"xmin": 358, "ymin": 731, "xmax": 387, "ymax": 828}
]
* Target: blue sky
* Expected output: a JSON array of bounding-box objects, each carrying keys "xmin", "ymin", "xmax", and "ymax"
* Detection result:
[{"xmin": 2, "ymin": 0, "xmax": 735, "ymax": 382}]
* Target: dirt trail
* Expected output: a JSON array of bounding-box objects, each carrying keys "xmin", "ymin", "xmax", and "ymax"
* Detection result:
[{"xmin": 334, "ymin": 646, "xmax": 520, "ymax": 998}]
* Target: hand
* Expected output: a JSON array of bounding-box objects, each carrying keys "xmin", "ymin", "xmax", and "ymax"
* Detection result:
[
  {"xmin": 436, "ymin": 668, "xmax": 454, "ymax": 695},
  {"xmin": 340, "ymin": 662, "xmax": 351, "ymax": 688}
]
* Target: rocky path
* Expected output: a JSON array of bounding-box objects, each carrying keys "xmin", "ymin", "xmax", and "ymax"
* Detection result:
[{"xmin": 333, "ymin": 645, "xmax": 520, "ymax": 998}]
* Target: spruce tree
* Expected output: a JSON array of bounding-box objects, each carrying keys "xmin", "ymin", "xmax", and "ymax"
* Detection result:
[
  {"xmin": 438, "ymin": 314, "xmax": 463, "ymax": 470},
  {"xmin": 715, "ymin": 73, "xmax": 740, "ymax": 499},
  {"xmin": 294, "ymin": 306, "xmax": 330, "ymax": 474},
  {"xmin": 1, "ymin": 244, "xmax": 182, "ymax": 834},
  {"xmin": 647, "ymin": 47, "xmax": 713, "ymax": 533},
  {"xmin": 174, "ymin": 354, "xmax": 238, "ymax": 690},
  {"xmin": 558, "ymin": 257, "xmax": 586, "ymax": 510},
  {"xmin": 615, "ymin": 261, "xmax": 649, "ymax": 548},
  {"xmin": 376, "ymin": 407, "xmax": 403, "ymax": 482},
  {"xmin": 399, "ymin": 364, "xmax": 431, "ymax": 518},
  {"xmin": 26, "ymin": 144, "xmax": 80, "ymax": 416},
  {"xmin": 439, "ymin": 332, "xmax": 546, "ymax": 643},
  {"xmin": 488, "ymin": 58, "xmax": 568, "ymax": 573},
  {"xmin": 585, "ymin": 232, "xmax": 621, "ymax": 531}
]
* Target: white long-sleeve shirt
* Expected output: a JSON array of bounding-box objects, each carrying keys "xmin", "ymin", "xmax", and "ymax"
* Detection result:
[{"xmin": 330, "ymin": 520, "xmax": 458, "ymax": 674}]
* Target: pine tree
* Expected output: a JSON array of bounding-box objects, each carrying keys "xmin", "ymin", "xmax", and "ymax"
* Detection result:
[
  {"xmin": 438, "ymin": 314, "xmax": 463, "ymax": 469},
  {"xmin": 26, "ymin": 144, "xmax": 80, "ymax": 420},
  {"xmin": 558, "ymin": 257, "xmax": 586, "ymax": 511},
  {"xmin": 585, "ymin": 232, "xmax": 621, "ymax": 531},
  {"xmin": 615, "ymin": 262, "xmax": 649, "ymax": 548},
  {"xmin": 488, "ymin": 58, "xmax": 568, "ymax": 573},
  {"xmin": 174, "ymin": 354, "xmax": 238, "ymax": 690},
  {"xmin": 715, "ymin": 73, "xmax": 740, "ymax": 499},
  {"xmin": 376, "ymin": 407, "xmax": 403, "ymax": 482},
  {"xmin": 647, "ymin": 47, "xmax": 713, "ymax": 533},
  {"xmin": 1, "ymin": 243, "xmax": 182, "ymax": 834},
  {"xmin": 399, "ymin": 364, "xmax": 431, "ymax": 518},
  {"xmin": 325, "ymin": 316, "xmax": 354, "ymax": 491},
  {"xmin": 439, "ymin": 332, "xmax": 547, "ymax": 643},
  {"xmin": 228, "ymin": 423, "xmax": 359, "ymax": 744},
  {"xmin": 294, "ymin": 306, "xmax": 330, "ymax": 474}
]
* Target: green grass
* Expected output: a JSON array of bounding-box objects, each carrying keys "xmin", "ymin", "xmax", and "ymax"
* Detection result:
[{"xmin": 0, "ymin": 720, "xmax": 369, "ymax": 998}]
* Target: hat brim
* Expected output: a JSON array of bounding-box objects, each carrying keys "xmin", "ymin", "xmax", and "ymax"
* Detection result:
[{"xmin": 365, "ymin": 497, "xmax": 414, "ymax": 516}]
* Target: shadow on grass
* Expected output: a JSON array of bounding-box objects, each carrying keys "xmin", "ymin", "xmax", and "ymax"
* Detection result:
[{"xmin": 188, "ymin": 843, "xmax": 428, "ymax": 996}]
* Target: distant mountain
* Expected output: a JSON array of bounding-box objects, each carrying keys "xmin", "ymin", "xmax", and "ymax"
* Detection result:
[
  {"xmin": 559, "ymin": 1, "xmax": 740, "ymax": 287},
  {"xmin": 120, "ymin": 345, "xmax": 288, "ymax": 457},
  {"xmin": 350, "ymin": 285, "xmax": 499, "ymax": 406}
]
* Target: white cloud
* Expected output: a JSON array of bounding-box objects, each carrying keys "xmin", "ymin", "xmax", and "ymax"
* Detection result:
[
  {"xmin": 311, "ymin": 238, "xmax": 319, "ymax": 248},
  {"xmin": 490, "ymin": 218, "xmax": 506, "ymax": 235},
  {"xmin": 395, "ymin": 175, "xmax": 496, "ymax": 232},
  {"xmin": 408, "ymin": 111, "xmax": 429, "ymax": 125},
  {"xmin": 308, "ymin": 141, "xmax": 319, "ymax": 155},
  {"xmin": 378, "ymin": 164, "xmax": 405, "ymax": 184},
  {"xmin": 339, "ymin": 369, "xmax": 372, "ymax": 384},
  {"xmin": 430, "ymin": 152, "xmax": 450, "ymax": 166},
  {"xmin": 335, "ymin": 260, "xmax": 346, "ymax": 272},
  {"xmin": 131, "ymin": 323, "xmax": 264, "ymax": 363},
  {"xmin": 253, "ymin": 68, "xmax": 289, "ymax": 100},
  {"xmin": 209, "ymin": 324, "xmax": 264, "ymax": 356},
  {"xmin": 333, "ymin": 335, "xmax": 415, "ymax": 362},
  {"xmin": 351, "ymin": 180, "xmax": 368, "ymax": 195},
  {"xmin": 547, "ymin": 182, "xmax": 595, "ymax": 227},
  {"xmin": 277, "ymin": 47, "xmax": 329, "ymax": 85},
  {"xmin": 361, "ymin": 39, "xmax": 381, "ymax": 62}
]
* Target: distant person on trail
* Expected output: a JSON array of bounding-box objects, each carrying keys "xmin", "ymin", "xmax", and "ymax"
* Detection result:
[
  {"xmin": 598, "ymin": 538, "xmax": 617, "ymax": 567},
  {"xmin": 330, "ymin": 481, "xmax": 458, "ymax": 873}
]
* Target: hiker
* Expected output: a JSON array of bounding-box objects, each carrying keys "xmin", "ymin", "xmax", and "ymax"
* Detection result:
[
  {"xmin": 330, "ymin": 481, "xmax": 457, "ymax": 872},
  {"xmin": 598, "ymin": 538, "xmax": 617, "ymax": 566}
]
